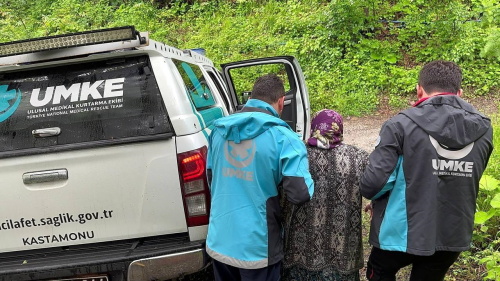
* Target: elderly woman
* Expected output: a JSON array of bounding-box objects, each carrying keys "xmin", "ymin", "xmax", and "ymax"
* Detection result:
[{"xmin": 282, "ymin": 109, "xmax": 369, "ymax": 281}]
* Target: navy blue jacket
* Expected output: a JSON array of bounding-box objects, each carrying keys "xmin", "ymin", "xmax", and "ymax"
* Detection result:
[{"xmin": 361, "ymin": 95, "xmax": 493, "ymax": 256}]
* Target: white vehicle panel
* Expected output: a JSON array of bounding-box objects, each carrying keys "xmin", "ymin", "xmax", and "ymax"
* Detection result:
[
  {"xmin": 0, "ymin": 140, "xmax": 186, "ymax": 253},
  {"xmin": 176, "ymin": 131, "xmax": 209, "ymax": 154}
]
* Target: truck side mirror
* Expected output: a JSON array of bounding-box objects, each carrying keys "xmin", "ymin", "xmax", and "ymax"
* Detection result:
[{"xmin": 241, "ymin": 91, "xmax": 251, "ymax": 104}]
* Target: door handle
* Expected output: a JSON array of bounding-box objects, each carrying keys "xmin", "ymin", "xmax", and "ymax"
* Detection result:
[
  {"xmin": 32, "ymin": 127, "xmax": 61, "ymax": 138},
  {"xmin": 284, "ymin": 100, "xmax": 291, "ymax": 105},
  {"xmin": 23, "ymin": 169, "xmax": 68, "ymax": 184}
]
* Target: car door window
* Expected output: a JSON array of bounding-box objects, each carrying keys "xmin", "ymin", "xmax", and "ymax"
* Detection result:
[
  {"xmin": 220, "ymin": 56, "xmax": 310, "ymax": 140},
  {"xmin": 173, "ymin": 60, "xmax": 215, "ymax": 109},
  {"xmin": 223, "ymin": 62, "xmax": 296, "ymax": 129},
  {"xmin": 228, "ymin": 64, "xmax": 291, "ymax": 105},
  {"xmin": 173, "ymin": 60, "xmax": 225, "ymax": 128}
]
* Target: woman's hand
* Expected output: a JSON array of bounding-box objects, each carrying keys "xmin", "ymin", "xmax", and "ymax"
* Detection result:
[{"xmin": 364, "ymin": 202, "xmax": 373, "ymax": 221}]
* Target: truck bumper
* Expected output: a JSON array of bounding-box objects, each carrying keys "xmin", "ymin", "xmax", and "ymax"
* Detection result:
[
  {"xmin": 128, "ymin": 249, "xmax": 205, "ymax": 281},
  {"xmin": 0, "ymin": 234, "xmax": 209, "ymax": 281}
]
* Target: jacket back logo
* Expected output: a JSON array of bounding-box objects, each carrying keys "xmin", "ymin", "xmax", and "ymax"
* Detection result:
[
  {"xmin": 429, "ymin": 135, "xmax": 474, "ymax": 177},
  {"xmin": 223, "ymin": 140, "xmax": 255, "ymax": 181}
]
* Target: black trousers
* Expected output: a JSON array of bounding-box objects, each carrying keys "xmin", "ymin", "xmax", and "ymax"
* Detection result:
[
  {"xmin": 213, "ymin": 259, "xmax": 281, "ymax": 281},
  {"xmin": 366, "ymin": 247, "xmax": 461, "ymax": 281}
]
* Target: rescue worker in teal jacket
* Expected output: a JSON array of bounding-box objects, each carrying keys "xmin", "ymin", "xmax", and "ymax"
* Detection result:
[{"xmin": 206, "ymin": 74, "xmax": 314, "ymax": 281}]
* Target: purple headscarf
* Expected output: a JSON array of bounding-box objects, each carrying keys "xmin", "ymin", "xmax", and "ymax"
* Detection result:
[{"xmin": 307, "ymin": 109, "xmax": 344, "ymax": 149}]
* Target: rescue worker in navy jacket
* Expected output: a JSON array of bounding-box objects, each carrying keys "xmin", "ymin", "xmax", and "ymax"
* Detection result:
[
  {"xmin": 206, "ymin": 74, "xmax": 314, "ymax": 281},
  {"xmin": 361, "ymin": 60, "xmax": 493, "ymax": 281}
]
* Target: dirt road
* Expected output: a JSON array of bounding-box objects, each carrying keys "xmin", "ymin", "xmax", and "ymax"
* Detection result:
[
  {"xmin": 344, "ymin": 115, "xmax": 391, "ymax": 153},
  {"xmin": 343, "ymin": 95, "xmax": 498, "ymax": 153}
]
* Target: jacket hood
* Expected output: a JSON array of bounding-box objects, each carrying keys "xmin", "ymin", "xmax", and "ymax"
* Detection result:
[
  {"xmin": 213, "ymin": 99, "xmax": 291, "ymax": 143},
  {"xmin": 400, "ymin": 95, "xmax": 491, "ymax": 148}
]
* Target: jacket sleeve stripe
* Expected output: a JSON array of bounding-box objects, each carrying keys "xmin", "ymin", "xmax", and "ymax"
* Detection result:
[
  {"xmin": 372, "ymin": 156, "xmax": 402, "ymax": 200},
  {"xmin": 360, "ymin": 120, "xmax": 402, "ymax": 200}
]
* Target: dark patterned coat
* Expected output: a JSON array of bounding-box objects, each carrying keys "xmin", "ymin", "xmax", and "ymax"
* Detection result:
[{"xmin": 283, "ymin": 144, "xmax": 369, "ymax": 274}]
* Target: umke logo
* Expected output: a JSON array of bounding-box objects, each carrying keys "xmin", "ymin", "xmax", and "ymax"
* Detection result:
[
  {"xmin": 223, "ymin": 140, "xmax": 256, "ymax": 181},
  {"xmin": 224, "ymin": 140, "xmax": 256, "ymax": 169},
  {"xmin": 429, "ymin": 135, "xmax": 475, "ymax": 177},
  {"xmin": 0, "ymin": 85, "xmax": 21, "ymax": 123}
]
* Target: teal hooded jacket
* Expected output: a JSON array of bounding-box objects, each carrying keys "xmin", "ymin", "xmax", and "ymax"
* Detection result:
[{"xmin": 206, "ymin": 99, "xmax": 314, "ymax": 269}]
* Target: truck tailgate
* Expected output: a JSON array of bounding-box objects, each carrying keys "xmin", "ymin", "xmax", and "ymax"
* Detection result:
[
  {"xmin": 0, "ymin": 139, "xmax": 187, "ymax": 253},
  {"xmin": 0, "ymin": 55, "xmax": 186, "ymax": 253}
]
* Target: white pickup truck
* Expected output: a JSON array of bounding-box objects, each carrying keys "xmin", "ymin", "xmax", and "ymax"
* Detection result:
[{"xmin": 0, "ymin": 26, "xmax": 311, "ymax": 281}]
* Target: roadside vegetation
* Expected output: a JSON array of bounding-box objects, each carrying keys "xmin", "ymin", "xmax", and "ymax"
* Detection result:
[
  {"xmin": 470, "ymin": 117, "xmax": 500, "ymax": 281},
  {"xmin": 1, "ymin": 0, "xmax": 500, "ymax": 279}
]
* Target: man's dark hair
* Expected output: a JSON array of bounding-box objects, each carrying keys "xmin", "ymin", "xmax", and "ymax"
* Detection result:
[
  {"xmin": 418, "ymin": 60, "xmax": 462, "ymax": 94},
  {"xmin": 251, "ymin": 74, "xmax": 285, "ymax": 104}
]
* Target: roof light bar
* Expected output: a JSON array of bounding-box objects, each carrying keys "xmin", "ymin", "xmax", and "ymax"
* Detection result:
[
  {"xmin": 0, "ymin": 26, "xmax": 139, "ymax": 57},
  {"xmin": 190, "ymin": 48, "xmax": 206, "ymax": 56}
]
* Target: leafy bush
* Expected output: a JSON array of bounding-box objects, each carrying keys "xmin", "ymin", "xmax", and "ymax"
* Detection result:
[
  {"xmin": 1, "ymin": 0, "xmax": 499, "ymax": 115},
  {"xmin": 467, "ymin": 115, "xmax": 500, "ymax": 280},
  {"xmin": 471, "ymin": 174, "xmax": 500, "ymax": 281}
]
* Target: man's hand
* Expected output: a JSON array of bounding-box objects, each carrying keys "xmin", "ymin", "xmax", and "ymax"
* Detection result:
[{"xmin": 364, "ymin": 202, "xmax": 373, "ymax": 221}]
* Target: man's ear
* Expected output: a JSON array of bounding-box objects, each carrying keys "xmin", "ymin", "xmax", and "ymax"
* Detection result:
[
  {"xmin": 416, "ymin": 84, "xmax": 425, "ymax": 99},
  {"xmin": 457, "ymin": 89, "xmax": 463, "ymax": 97},
  {"xmin": 278, "ymin": 96, "xmax": 285, "ymax": 114}
]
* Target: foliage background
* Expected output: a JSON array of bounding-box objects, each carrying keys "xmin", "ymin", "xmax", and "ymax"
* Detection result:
[
  {"xmin": 1, "ymin": 0, "xmax": 500, "ymax": 279},
  {"xmin": 1, "ymin": 0, "xmax": 500, "ymax": 115}
]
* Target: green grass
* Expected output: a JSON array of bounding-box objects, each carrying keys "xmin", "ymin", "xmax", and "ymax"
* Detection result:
[{"xmin": 1, "ymin": 0, "xmax": 500, "ymax": 116}]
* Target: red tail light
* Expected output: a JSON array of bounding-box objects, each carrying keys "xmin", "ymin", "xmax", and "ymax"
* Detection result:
[{"xmin": 177, "ymin": 146, "xmax": 210, "ymax": 227}]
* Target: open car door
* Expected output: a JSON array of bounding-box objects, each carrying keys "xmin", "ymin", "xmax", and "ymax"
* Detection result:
[{"xmin": 220, "ymin": 56, "xmax": 311, "ymax": 140}]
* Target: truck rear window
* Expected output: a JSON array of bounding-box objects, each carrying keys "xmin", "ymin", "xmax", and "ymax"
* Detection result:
[{"xmin": 0, "ymin": 55, "xmax": 172, "ymax": 154}]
